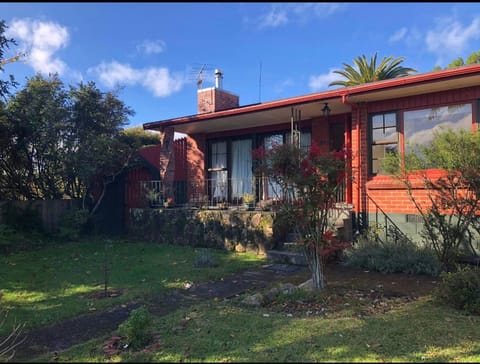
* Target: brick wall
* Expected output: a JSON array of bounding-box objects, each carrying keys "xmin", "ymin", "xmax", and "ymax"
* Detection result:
[
  {"xmin": 197, "ymin": 87, "xmax": 239, "ymax": 114},
  {"xmin": 353, "ymin": 85, "xmax": 480, "ymax": 219}
]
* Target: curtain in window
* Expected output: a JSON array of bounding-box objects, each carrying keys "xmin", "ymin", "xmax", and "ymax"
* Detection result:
[
  {"xmin": 210, "ymin": 141, "xmax": 227, "ymax": 200},
  {"xmin": 231, "ymin": 139, "xmax": 252, "ymax": 198},
  {"xmin": 263, "ymin": 134, "xmax": 283, "ymax": 199}
]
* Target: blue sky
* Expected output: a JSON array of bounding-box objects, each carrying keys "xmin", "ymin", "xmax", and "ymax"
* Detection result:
[{"xmin": 1, "ymin": 2, "xmax": 480, "ymax": 128}]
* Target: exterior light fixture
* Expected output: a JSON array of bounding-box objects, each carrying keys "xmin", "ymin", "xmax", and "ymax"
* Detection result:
[{"xmin": 322, "ymin": 103, "xmax": 331, "ymax": 117}]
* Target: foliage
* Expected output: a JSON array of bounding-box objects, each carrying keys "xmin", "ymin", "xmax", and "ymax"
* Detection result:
[
  {"xmin": 4, "ymin": 203, "xmax": 43, "ymax": 234},
  {"xmin": 384, "ymin": 128, "xmax": 480, "ymax": 270},
  {"xmin": 119, "ymin": 126, "xmax": 160, "ymax": 148},
  {"xmin": 56, "ymin": 208, "xmax": 90, "ymax": 241},
  {"xmin": 118, "ymin": 306, "xmax": 153, "ymax": 349},
  {"xmin": 433, "ymin": 50, "xmax": 480, "ymax": 70},
  {"xmin": 242, "ymin": 193, "xmax": 255, "ymax": 204},
  {"xmin": 0, "ymin": 19, "xmax": 19, "ymax": 100},
  {"xmin": 329, "ymin": 52, "xmax": 417, "ymax": 87},
  {"xmin": 193, "ymin": 248, "xmax": 218, "ymax": 268},
  {"xmin": 2, "ymin": 74, "xmax": 69, "ymax": 200},
  {"xmin": 344, "ymin": 227, "xmax": 441, "ymax": 276},
  {"xmin": 433, "ymin": 265, "xmax": 480, "ymax": 315},
  {"xmin": 253, "ymin": 141, "xmax": 349, "ymax": 289},
  {"xmin": 0, "ymin": 73, "xmax": 159, "ymax": 227}
]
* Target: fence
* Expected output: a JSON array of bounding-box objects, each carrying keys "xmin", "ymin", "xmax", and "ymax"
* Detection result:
[{"xmin": 0, "ymin": 199, "xmax": 81, "ymax": 233}]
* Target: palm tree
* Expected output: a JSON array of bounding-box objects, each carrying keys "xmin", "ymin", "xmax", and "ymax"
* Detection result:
[{"xmin": 329, "ymin": 52, "xmax": 417, "ymax": 87}]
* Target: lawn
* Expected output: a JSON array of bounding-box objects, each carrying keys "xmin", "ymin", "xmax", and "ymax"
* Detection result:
[
  {"xmin": 0, "ymin": 239, "xmax": 266, "ymax": 337},
  {"xmin": 2, "ymin": 240, "xmax": 480, "ymax": 362},
  {"xmin": 36, "ymin": 291, "xmax": 480, "ymax": 363}
]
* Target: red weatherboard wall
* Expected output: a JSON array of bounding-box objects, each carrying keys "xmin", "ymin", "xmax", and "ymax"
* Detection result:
[
  {"xmin": 137, "ymin": 145, "xmax": 161, "ymax": 169},
  {"xmin": 124, "ymin": 145, "xmax": 161, "ymax": 225},
  {"xmin": 352, "ymin": 85, "xmax": 480, "ymax": 215}
]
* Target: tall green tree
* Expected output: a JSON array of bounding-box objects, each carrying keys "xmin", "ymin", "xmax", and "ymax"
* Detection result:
[
  {"xmin": 66, "ymin": 82, "xmax": 135, "ymax": 214},
  {"xmin": 329, "ymin": 52, "xmax": 417, "ymax": 87},
  {"xmin": 2, "ymin": 74, "xmax": 69, "ymax": 199}
]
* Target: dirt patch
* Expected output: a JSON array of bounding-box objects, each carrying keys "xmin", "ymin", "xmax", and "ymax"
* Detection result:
[{"xmin": 9, "ymin": 263, "xmax": 439, "ymax": 362}]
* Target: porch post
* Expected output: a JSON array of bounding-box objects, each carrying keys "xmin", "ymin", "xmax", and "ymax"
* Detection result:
[{"xmin": 159, "ymin": 127, "xmax": 175, "ymax": 202}]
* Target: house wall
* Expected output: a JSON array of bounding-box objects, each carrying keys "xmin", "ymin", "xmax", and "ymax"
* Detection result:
[
  {"xmin": 351, "ymin": 85, "xmax": 480, "ymax": 241},
  {"xmin": 181, "ymin": 113, "xmax": 349, "ymax": 206}
]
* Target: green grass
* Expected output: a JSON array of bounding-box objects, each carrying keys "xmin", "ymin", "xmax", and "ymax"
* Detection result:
[
  {"xmin": 0, "ymin": 239, "xmax": 266, "ymax": 337},
  {"xmin": 38, "ymin": 298, "xmax": 480, "ymax": 362},
  {"xmin": 42, "ymin": 297, "xmax": 480, "ymax": 363}
]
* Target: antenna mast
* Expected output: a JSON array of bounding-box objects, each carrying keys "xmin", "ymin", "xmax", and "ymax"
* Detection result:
[
  {"xmin": 258, "ymin": 61, "xmax": 262, "ymax": 103},
  {"xmin": 189, "ymin": 63, "xmax": 217, "ymax": 90}
]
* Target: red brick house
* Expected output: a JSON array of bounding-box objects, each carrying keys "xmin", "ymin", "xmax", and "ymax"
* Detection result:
[{"xmin": 143, "ymin": 65, "xmax": 480, "ymax": 241}]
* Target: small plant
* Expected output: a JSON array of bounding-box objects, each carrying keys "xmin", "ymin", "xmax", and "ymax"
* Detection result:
[
  {"xmin": 194, "ymin": 248, "xmax": 218, "ymax": 268},
  {"xmin": 242, "ymin": 193, "xmax": 255, "ymax": 204},
  {"xmin": 433, "ymin": 265, "xmax": 480, "ymax": 315},
  {"xmin": 118, "ymin": 306, "xmax": 153, "ymax": 349},
  {"xmin": 163, "ymin": 197, "xmax": 174, "ymax": 208}
]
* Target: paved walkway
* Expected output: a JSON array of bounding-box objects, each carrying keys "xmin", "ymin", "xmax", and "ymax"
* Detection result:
[{"xmin": 11, "ymin": 264, "xmax": 309, "ymax": 361}]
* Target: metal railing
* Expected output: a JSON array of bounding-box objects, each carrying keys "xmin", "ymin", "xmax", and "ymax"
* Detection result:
[
  {"xmin": 140, "ymin": 176, "xmax": 347, "ymax": 209},
  {"xmin": 366, "ymin": 193, "xmax": 411, "ymax": 244}
]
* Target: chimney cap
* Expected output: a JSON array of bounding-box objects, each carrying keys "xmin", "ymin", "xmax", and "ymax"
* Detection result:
[{"xmin": 214, "ymin": 69, "xmax": 223, "ymax": 89}]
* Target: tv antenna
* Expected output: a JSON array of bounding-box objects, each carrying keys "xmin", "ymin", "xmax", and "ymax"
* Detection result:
[{"xmin": 189, "ymin": 63, "xmax": 217, "ymax": 89}]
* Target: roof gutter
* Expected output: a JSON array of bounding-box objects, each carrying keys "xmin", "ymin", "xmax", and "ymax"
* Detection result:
[{"xmin": 144, "ymin": 64, "xmax": 480, "ymax": 132}]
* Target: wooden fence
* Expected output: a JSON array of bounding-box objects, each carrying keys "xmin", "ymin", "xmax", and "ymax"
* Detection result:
[{"xmin": 0, "ymin": 199, "xmax": 81, "ymax": 233}]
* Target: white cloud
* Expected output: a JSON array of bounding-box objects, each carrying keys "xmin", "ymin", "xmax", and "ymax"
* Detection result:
[
  {"xmin": 308, "ymin": 69, "xmax": 340, "ymax": 92},
  {"xmin": 6, "ymin": 18, "xmax": 69, "ymax": 75},
  {"xmin": 89, "ymin": 61, "xmax": 186, "ymax": 98},
  {"xmin": 258, "ymin": 6, "xmax": 288, "ymax": 29},
  {"xmin": 425, "ymin": 17, "xmax": 480, "ymax": 65},
  {"xmin": 137, "ymin": 40, "xmax": 166, "ymax": 55},
  {"xmin": 389, "ymin": 27, "xmax": 408, "ymax": 43},
  {"xmin": 91, "ymin": 61, "xmax": 142, "ymax": 88},
  {"xmin": 273, "ymin": 78, "xmax": 294, "ymax": 94},
  {"xmin": 248, "ymin": 3, "xmax": 344, "ymax": 29},
  {"xmin": 142, "ymin": 68, "xmax": 184, "ymax": 97}
]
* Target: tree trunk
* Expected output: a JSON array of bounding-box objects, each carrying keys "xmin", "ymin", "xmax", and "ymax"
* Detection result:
[{"xmin": 305, "ymin": 245, "xmax": 326, "ymax": 290}]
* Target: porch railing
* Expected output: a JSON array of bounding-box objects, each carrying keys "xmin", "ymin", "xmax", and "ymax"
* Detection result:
[{"xmin": 140, "ymin": 177, "xmax": 347, "ymax": 209}]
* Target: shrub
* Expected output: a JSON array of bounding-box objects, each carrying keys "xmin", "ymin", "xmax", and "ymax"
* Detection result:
[
  {"xmin": 56, "ymin": 208, "xmax": 89, "ymax": 241},
  {"xmin": 433, "ymin": 265, "xmax": 480, "ymax": 315},
  {"xmin": 118, "ymin": 306, "xmax": 153, "ymax": 349},
  {"xmin": 344, "ymin": 227, "xmax": 441, "ymax": 276}
]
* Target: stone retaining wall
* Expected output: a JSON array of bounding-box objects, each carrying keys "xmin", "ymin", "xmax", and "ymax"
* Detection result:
[{"xmin": 128, "ymin": 208, "xmax": 289, "ymax": 254}]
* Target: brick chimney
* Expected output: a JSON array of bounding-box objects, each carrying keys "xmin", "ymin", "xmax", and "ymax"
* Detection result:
[{"xmin": 197, "ymin": 69, "xmax": 239, "ymax": 114}]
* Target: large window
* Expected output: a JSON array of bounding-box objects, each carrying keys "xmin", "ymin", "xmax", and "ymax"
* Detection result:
[
  {"xmin": 404, "ymin": 103, "xmax": 473, "ymax": 152},
  {"xmin": 369, "ymin": 103, "xmax": 475, "ymax": 176},
  {"xmin": 207, "ymin": 129, "xmax": 312, "ymax": 203},
  {"xmin": 369, "ymin": 112, "xmax": 398, "ymax": 175}
]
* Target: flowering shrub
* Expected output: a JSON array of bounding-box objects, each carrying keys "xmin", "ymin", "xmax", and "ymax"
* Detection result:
[{"xmin": 253, "ymin": 141, "xmax": 351, "ymax": 289}]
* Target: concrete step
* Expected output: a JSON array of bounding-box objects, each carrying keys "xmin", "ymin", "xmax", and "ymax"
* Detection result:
[{"xmin": 266, "ymin": 250, "xmax": 307, "ymax": 266}]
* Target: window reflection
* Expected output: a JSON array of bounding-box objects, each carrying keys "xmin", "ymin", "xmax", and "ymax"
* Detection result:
[
  {"xmin": 370, "ymin": 112, "xmax": 398, "ymax": 175},
  {"xmin": 404, "ymin": 104, "xmax": 472, "ymax": 151}
]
